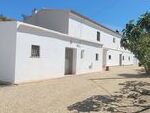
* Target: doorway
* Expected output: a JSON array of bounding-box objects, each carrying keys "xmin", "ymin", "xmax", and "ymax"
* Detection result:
[
  {"xmin": 103, "ymin": 49, "xmax": 107, "ymax": 68},
  {"xmin": 65, "ymin": 48, "xmax": 76, "ymax": 75},
  {"xmin": 119, "ymin": 54, "xmax": 122, "ymax": 66}
]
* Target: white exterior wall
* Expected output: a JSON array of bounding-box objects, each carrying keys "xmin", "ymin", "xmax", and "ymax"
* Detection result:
[
  {"xmin": 0, "ymin": 22, "xmax": 17, "ymax": 83},
  {"xmin": 133, "ymin": 56, "xmax": 139, "ymax": 65},
  {"xmin": 15, "ymin": 32, "xmax": 65, "ymax": 83},
  {"xmin": 24, "ymin": 10, "xmax": 69, "ymax": 34},
  {"xmin": 100, "ymin": 31, "xmax": 121, "ymax": 50},
  {"xmin": 122, "ymin": 52, "xmax": 134, "ymax": 65},
  {"xmin": 68, "ymin": 18, "xmax": 134, "ymax": 66},
  {"xmin": 15, "ymin": 24, "xmax": 102, "ymax": 83},
  {"xmin": 101, "ymin": 30, "xmax": 134, "ymax": 66},
  {"xmin": 106, "ymin": 50, "xmax": 134, "ymax": 66},
  {"xmin": 76, "ymin": 44, "xmax": 102, "ymax": 74},
  {"xmin": 23, "ymin": 9, "xmax": 135, "ymax": 67},
  {"xmin": 106, "ymin": 50, "xmax": 122, "ymax": 66},
  {"xmin": 69, "ymin": 18, "xmax": 99, "ymax": 43}
]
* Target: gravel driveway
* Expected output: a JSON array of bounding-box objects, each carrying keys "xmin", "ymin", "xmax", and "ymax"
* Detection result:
[{"xmin": 0, "ymin": 66, "xmax": 149, "ymax": 113}]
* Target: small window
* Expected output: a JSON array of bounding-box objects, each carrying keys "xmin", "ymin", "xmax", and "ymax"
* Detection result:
[
  {"xmin": 81, "ymin": 50, "xmax": 85, "ymax": 59},
  {"xmin": 113, "ymin": 38, "xmax": 116, "ymax": 43},
  {"xmin": 31, "ymin": 45, "xmax": 40, "ymax": 58},
  {"xmin": 109, "ymin": 55, "xmax": 111, "ymax": 60},
  {"xmin": 122, "ymin": 56, "xmax": 124, "ymax": 60},
  {"xmin": 96, "ymin": 53, "xmax": 99, "ymax": 61},
  {"xmin": 97, "ymin": 31, "xmax": 100, "ymax": 41},
  {"xmin": 128, "ymin": 56, "xmax": 130, "ymax": 61}
]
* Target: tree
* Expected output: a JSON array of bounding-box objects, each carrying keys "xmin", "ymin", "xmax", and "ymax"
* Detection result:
[
  {"xmin": 0, "ymin": 14, "xmax": 12, "ymax": 21},
  {"xmin": 121, "ymin": 12, "xmax": 150, "ymax": 74}
]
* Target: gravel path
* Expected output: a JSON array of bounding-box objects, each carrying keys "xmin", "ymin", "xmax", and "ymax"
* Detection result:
[{"xmin": 0, "ymin": 66, "xmax": 149, "ymax": 113}]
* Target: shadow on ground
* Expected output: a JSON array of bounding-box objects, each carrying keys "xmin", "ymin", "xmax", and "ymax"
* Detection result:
[
  {"xmin": 68, "ymin": 80, "xmax": 150, "ymax": 113},
  {"xmin": 118, "ymin": 73, "xmax": 149, "ymax": 78},
  {"xmin": 89, "ymin": 74, "xmax": 149, "ymax": 81},
  {"xmin": 67, "ymin": 95, "xmax": 115, "ymax": 113},
  {"xmin": 90, "ymin": 69, "xmax": 150, "ymax": 81},
  {"xmin": 0, "ymin": 81, "xmax": 12, "ymax": 87}
]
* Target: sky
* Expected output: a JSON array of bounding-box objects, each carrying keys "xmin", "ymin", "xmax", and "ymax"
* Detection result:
[{"xmin": 0, "ymin": 0, "xmax": 150, "ymax": 31}]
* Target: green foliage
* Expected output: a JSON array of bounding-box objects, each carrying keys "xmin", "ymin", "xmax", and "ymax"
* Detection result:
[
  {"xmin": 0, "ymin": 14, "xmax": 12, "ymax": 21},
  {"xmin": 137, "ymin": 12, "xmax": 150, "ymax": 32},
  {"xmin": 121, "ymin": 12, "xmax": 150, "ymax": 74}
]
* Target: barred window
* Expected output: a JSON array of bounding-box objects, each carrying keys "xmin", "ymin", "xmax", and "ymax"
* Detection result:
[{"xmin": 31, "ymin": 45, "xmax": 40, "ymax": 58}]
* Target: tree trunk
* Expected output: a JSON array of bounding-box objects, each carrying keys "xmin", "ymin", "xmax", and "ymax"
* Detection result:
[
  {"xmin": 144, "ymin": 64, "xmax": 150, "ymax": 75},
  {"xmin": 145, "ymin": 69, "xmax": 150, "ymax": 74}
]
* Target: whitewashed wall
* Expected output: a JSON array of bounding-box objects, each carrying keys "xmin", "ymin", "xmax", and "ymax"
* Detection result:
[
  {"xmin": 68, "ymin": 18, "xmax": 100, "ymax": 43},
  {"xmin": 24, "ymin": 10, "xmax": 69, "ymax": 34},
  {"xmin": 106, "ymin": 50, "xmax": 122, "ymax": 66},
  {"xmin": 0, "ymin": 22, "xmax": 17, "ymax": 83},
  {"xmin": 68, "ymin": 18, "xmax": 122, "ymax": 50},
  {"xmin": 101, "ymin": 29, "xmax": 134, "ymax": 66},
  {"xmin": 100, "ymin": 31, "xmax": 120, "ymax": 50},
  {"xmin": 23, "ymin": 10, "xmax": 135, "ymax": 67},
  {"xmin": 106, "ymin": 50, "xmax": 133, "ymax": 66},
  {"xmin": 15, "ymin": 24, "xmax": 102, "ymax": 83},
  {"xmin": 68, "ymin": 18, "xmax": 134, "ymax": 66},
  {"xmin": 15, "ymin": 32, "xmax": 65, "ymax": 83},
  {"xmin": 122, "ymin": 52, "xmax": 134, "ymax": 65},
  {"xmin": 76, "ymin": 44, "xmax": 102, "ymax": 74}
]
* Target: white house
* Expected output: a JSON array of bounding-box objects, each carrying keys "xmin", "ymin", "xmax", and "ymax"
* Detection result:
[
  {"xmin": 24, "ymin": 9, "xmax": 135, "ymax": 67},
  {"xmin": 0, "ymin": 9, "xmax": 135, "ymax": 84},
  {"xmin": 0, "ymin": 21, "xmax": 102, "ymax": 84}
]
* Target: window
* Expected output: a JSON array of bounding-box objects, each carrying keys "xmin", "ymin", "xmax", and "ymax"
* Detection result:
[
  {"xmin": 97, "ymin": 31, "xmax": 100, "ymax": 41},
  {"xmin": 31, "ymin": 45, "xmax": 40, "ymax": 58},
  {"xmin": 128, "ymin": 56, "xmax": 130, "ymax": 61},
  {"xmin": 96, "ymin": 53, "xmax": 99, "ymax": 61},
  {"xmin": 109, "ymin": 55, "xmax": 111, "ymax": 60},
  {"xmin": 122, "ymin": 56, "xmax": 124, "ymax": 60},
  {"xmin": 113, "ymin": 38, "xmax": 116, "ymax": 43},
  {"xmin": 81, "ymin": 50, "xmax": 85, "ymax": 59}
]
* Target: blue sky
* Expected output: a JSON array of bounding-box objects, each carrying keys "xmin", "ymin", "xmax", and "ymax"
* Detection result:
[{"xmin": 0, "ymin": 0, "xmax": 150, "ymax": 31}]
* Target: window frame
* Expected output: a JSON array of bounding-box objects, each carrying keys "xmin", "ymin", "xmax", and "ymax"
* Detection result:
[
  {"xmin": 113, "ymin": 37, "xmax": 116, "ymax": 43},
  {"xmin": 122, "ymin": 56, "xmax": 125, "ymax": 60},
  {"xmin": 128, "ymin": 56, "xmax": 130, "ymax": 61},
  {"xmin": 97, "ymin": 31, "xmax": 100, "ymax": 41},
  {"xmin": 108, "ymin": 55, "xmax": 111, "ymax": 60},
  {"xmin": 31, "ymin": 45, "xmax": 40, "ymax": 58},
  {"xmin": 96, "ymin": 53, "xmax": 99, "ymax": 61},
  {"xmin": 81, "ymin": 50, "xmax": 85, "ymax": 59}
]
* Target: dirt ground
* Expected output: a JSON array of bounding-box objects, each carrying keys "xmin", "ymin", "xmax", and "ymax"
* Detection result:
[{"xmin": 0, "ymin": 66, "xmax": 150, "ymax": 113}]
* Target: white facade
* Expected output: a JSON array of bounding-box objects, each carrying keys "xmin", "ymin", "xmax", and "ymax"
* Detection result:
[
  {"xmin": 24, "ymin": 9, "xmax": 135, "ymax": 67},
  {"xmin": 0, "ymin": 22, "xmax": 16, "ymax": 83},
  {"xmin": 68, "ymin": 17, "xmax": 134, "ymax": 67},
  {"xmin": 0, "ymin": 9, "xmax": 136, "ymax": 84},
  {"xmin": 0, "ymin": 21, "xmax": 102, "ymax": 84}
]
